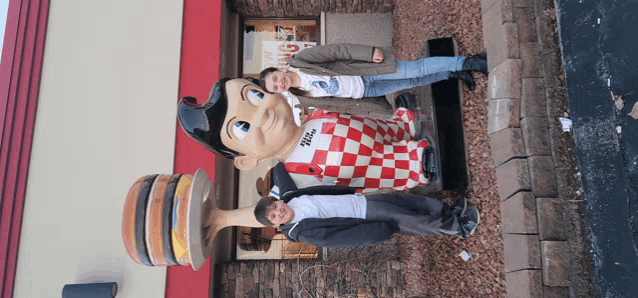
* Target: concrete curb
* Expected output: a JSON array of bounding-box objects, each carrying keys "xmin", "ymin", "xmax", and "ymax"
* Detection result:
[{"xmin": 480, "ymin": 0, "xmax": 574, "ymax": 296}]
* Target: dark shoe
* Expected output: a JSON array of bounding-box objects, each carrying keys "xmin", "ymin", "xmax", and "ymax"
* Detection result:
[
  {"xmin": 449, "ymin": 71, "xmax": 476, "ymax": 91},
  {"xmin": 462, "ymin": 54, "xmax": 488, "ymax": 75},
  {"xmin": 395, "ymin": 92, "xmax": 417, "ymax": 111},
  {"xmin": 453, "ymin": 195, "xmax": 467, "ymax": 217},
  {"xmin": 421, "ymin": 137, "xmax": 438, "ymax": 182},
  {"xmin": 460, "ymin": 207, "xmax": 480, "ymax": 239}
]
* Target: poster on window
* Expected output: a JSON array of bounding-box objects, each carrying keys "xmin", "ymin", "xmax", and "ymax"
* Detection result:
[{"xmin": 262, "ymin": 41, "xmax": 316, "ymax": 70}]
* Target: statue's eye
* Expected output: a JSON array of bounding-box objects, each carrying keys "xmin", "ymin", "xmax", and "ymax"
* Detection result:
[
  {"xmin": 233, "ymin": 121, "xmax": 250, "ymax": 139},
  {"xmin": 247, "ymin": 89, "xmax": 265, "ymax": 106}
]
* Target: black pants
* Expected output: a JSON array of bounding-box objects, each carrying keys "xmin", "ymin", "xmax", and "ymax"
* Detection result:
[{"xmin": 365, "ymin": 193, "xmax": 462, "ymax": 237}]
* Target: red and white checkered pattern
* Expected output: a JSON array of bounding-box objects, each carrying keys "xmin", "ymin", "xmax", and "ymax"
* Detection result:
[{"xmin": 285, "ymin": 108, "xmax": 430, "ymax": 193}]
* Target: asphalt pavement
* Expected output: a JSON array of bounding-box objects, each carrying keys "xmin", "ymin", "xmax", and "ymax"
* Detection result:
[{"xmin": 555, "ymin": 1, "xmax": 638, "ymax": 296}]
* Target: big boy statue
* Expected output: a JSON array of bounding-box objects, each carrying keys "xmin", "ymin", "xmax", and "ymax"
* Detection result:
[{"xmin": 177, "ymin": 78, "xmax": 437, "ymax": 193}]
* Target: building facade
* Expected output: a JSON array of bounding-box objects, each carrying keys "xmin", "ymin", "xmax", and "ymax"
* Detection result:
[{"xmin": 0, "ymin": 0, "xmax": 397, "ymax": 297}]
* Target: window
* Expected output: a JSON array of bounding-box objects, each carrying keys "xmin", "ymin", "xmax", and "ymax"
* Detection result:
[
  {"xmin": 243, "ymin": 19, "xmax": 318, "ymax": 77},
  {"xmin": 237, "ymin": 227, "xmax": 319, "ymax": 260}
]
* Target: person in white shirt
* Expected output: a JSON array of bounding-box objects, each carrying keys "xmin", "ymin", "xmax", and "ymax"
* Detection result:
[
  {"xmin": 253, "ymin": 191, "xmax": 480, "ymax": 248},
  {"xmin": 258, "ymin": 43, "xmax": 487, "ymax": 102},
  {"xmin": 252, "ymin": 162, "xmax": 480, "ymax": 249}
]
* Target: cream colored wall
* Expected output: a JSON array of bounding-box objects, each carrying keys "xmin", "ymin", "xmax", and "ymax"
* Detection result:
[{"xmin": 13, "ymin": 1, "xmax": 183, "ymax": 297}]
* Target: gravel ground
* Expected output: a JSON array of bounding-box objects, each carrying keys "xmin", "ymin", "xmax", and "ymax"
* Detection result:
[{"xmin": 391, "ymin": 0, "xmax": 507, "ymax": 297}]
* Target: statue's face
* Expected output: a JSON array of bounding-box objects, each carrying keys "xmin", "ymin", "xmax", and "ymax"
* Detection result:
[{"xmin": 220, "ymin": 79, "xmax": 300, "ymax": 161}]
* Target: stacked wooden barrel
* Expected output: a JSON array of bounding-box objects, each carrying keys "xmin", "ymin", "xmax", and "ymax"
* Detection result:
[{"xmin": 122, "ymin": 173, "xmax": 207, "ymax": 270}]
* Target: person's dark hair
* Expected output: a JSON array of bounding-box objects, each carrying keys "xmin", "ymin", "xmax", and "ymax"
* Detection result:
[
  {"xmin": 254, "ymin": 196, "xmax": 279, "ymax": 226},
  {"xmin": 177, "ymin": 77, "xmax": 244, "ymax": 158},
  {"xmin": 259, "ymin": 67, "xmax": 310, "ymax": 97}
]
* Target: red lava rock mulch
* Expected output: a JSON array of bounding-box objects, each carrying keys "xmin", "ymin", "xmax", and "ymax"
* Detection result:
[{"xmin": 392, "ymin": 0, "xmax": 507, "ymax": 297}]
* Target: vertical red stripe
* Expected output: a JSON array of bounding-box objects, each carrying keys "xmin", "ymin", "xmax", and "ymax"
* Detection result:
[
  {"xmin": 0, "ymin": 0, "xmax": 50, "ymax": 296},
  {"xmin": 0, "ymin": 0, "xmax": 21, "ymax": 128},
  {"xmin": 0, "ymin": 0, "xmax": 28, "ymax": 201},
  {"xmin": 168, "ymin": 0, "xmax": 223, "ymax": 297}
]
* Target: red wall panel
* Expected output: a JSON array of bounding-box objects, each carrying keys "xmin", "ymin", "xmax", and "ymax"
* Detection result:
[{"xmin": 168, "ymin": 0, "xmax": 223, "ymax": 297}]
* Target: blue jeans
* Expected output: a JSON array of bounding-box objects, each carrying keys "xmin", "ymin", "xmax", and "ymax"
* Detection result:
[{"xmin": 361, "ymin": 56, "xmax": 465, "ymax": 97}]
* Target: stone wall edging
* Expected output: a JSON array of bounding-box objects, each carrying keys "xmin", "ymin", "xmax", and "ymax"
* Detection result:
[{"xmin": 481, "ymin": 0, "xmax": 572, "ymax": 297}]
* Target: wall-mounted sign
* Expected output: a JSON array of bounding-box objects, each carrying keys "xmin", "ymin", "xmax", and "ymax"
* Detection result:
[{"xmin": 262, "ymin": 41, "xmax": 316, "ymax": 70}]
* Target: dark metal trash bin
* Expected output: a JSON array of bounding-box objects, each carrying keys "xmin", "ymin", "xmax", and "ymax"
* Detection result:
[{"xmin": 62, "ymin": 282, "xmax": 118, "ymax": 298}]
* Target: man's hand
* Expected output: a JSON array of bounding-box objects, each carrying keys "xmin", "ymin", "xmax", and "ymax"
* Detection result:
[{"xmin": 372, "ymin": 48, "xmax": 384, "ymax": 63}]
